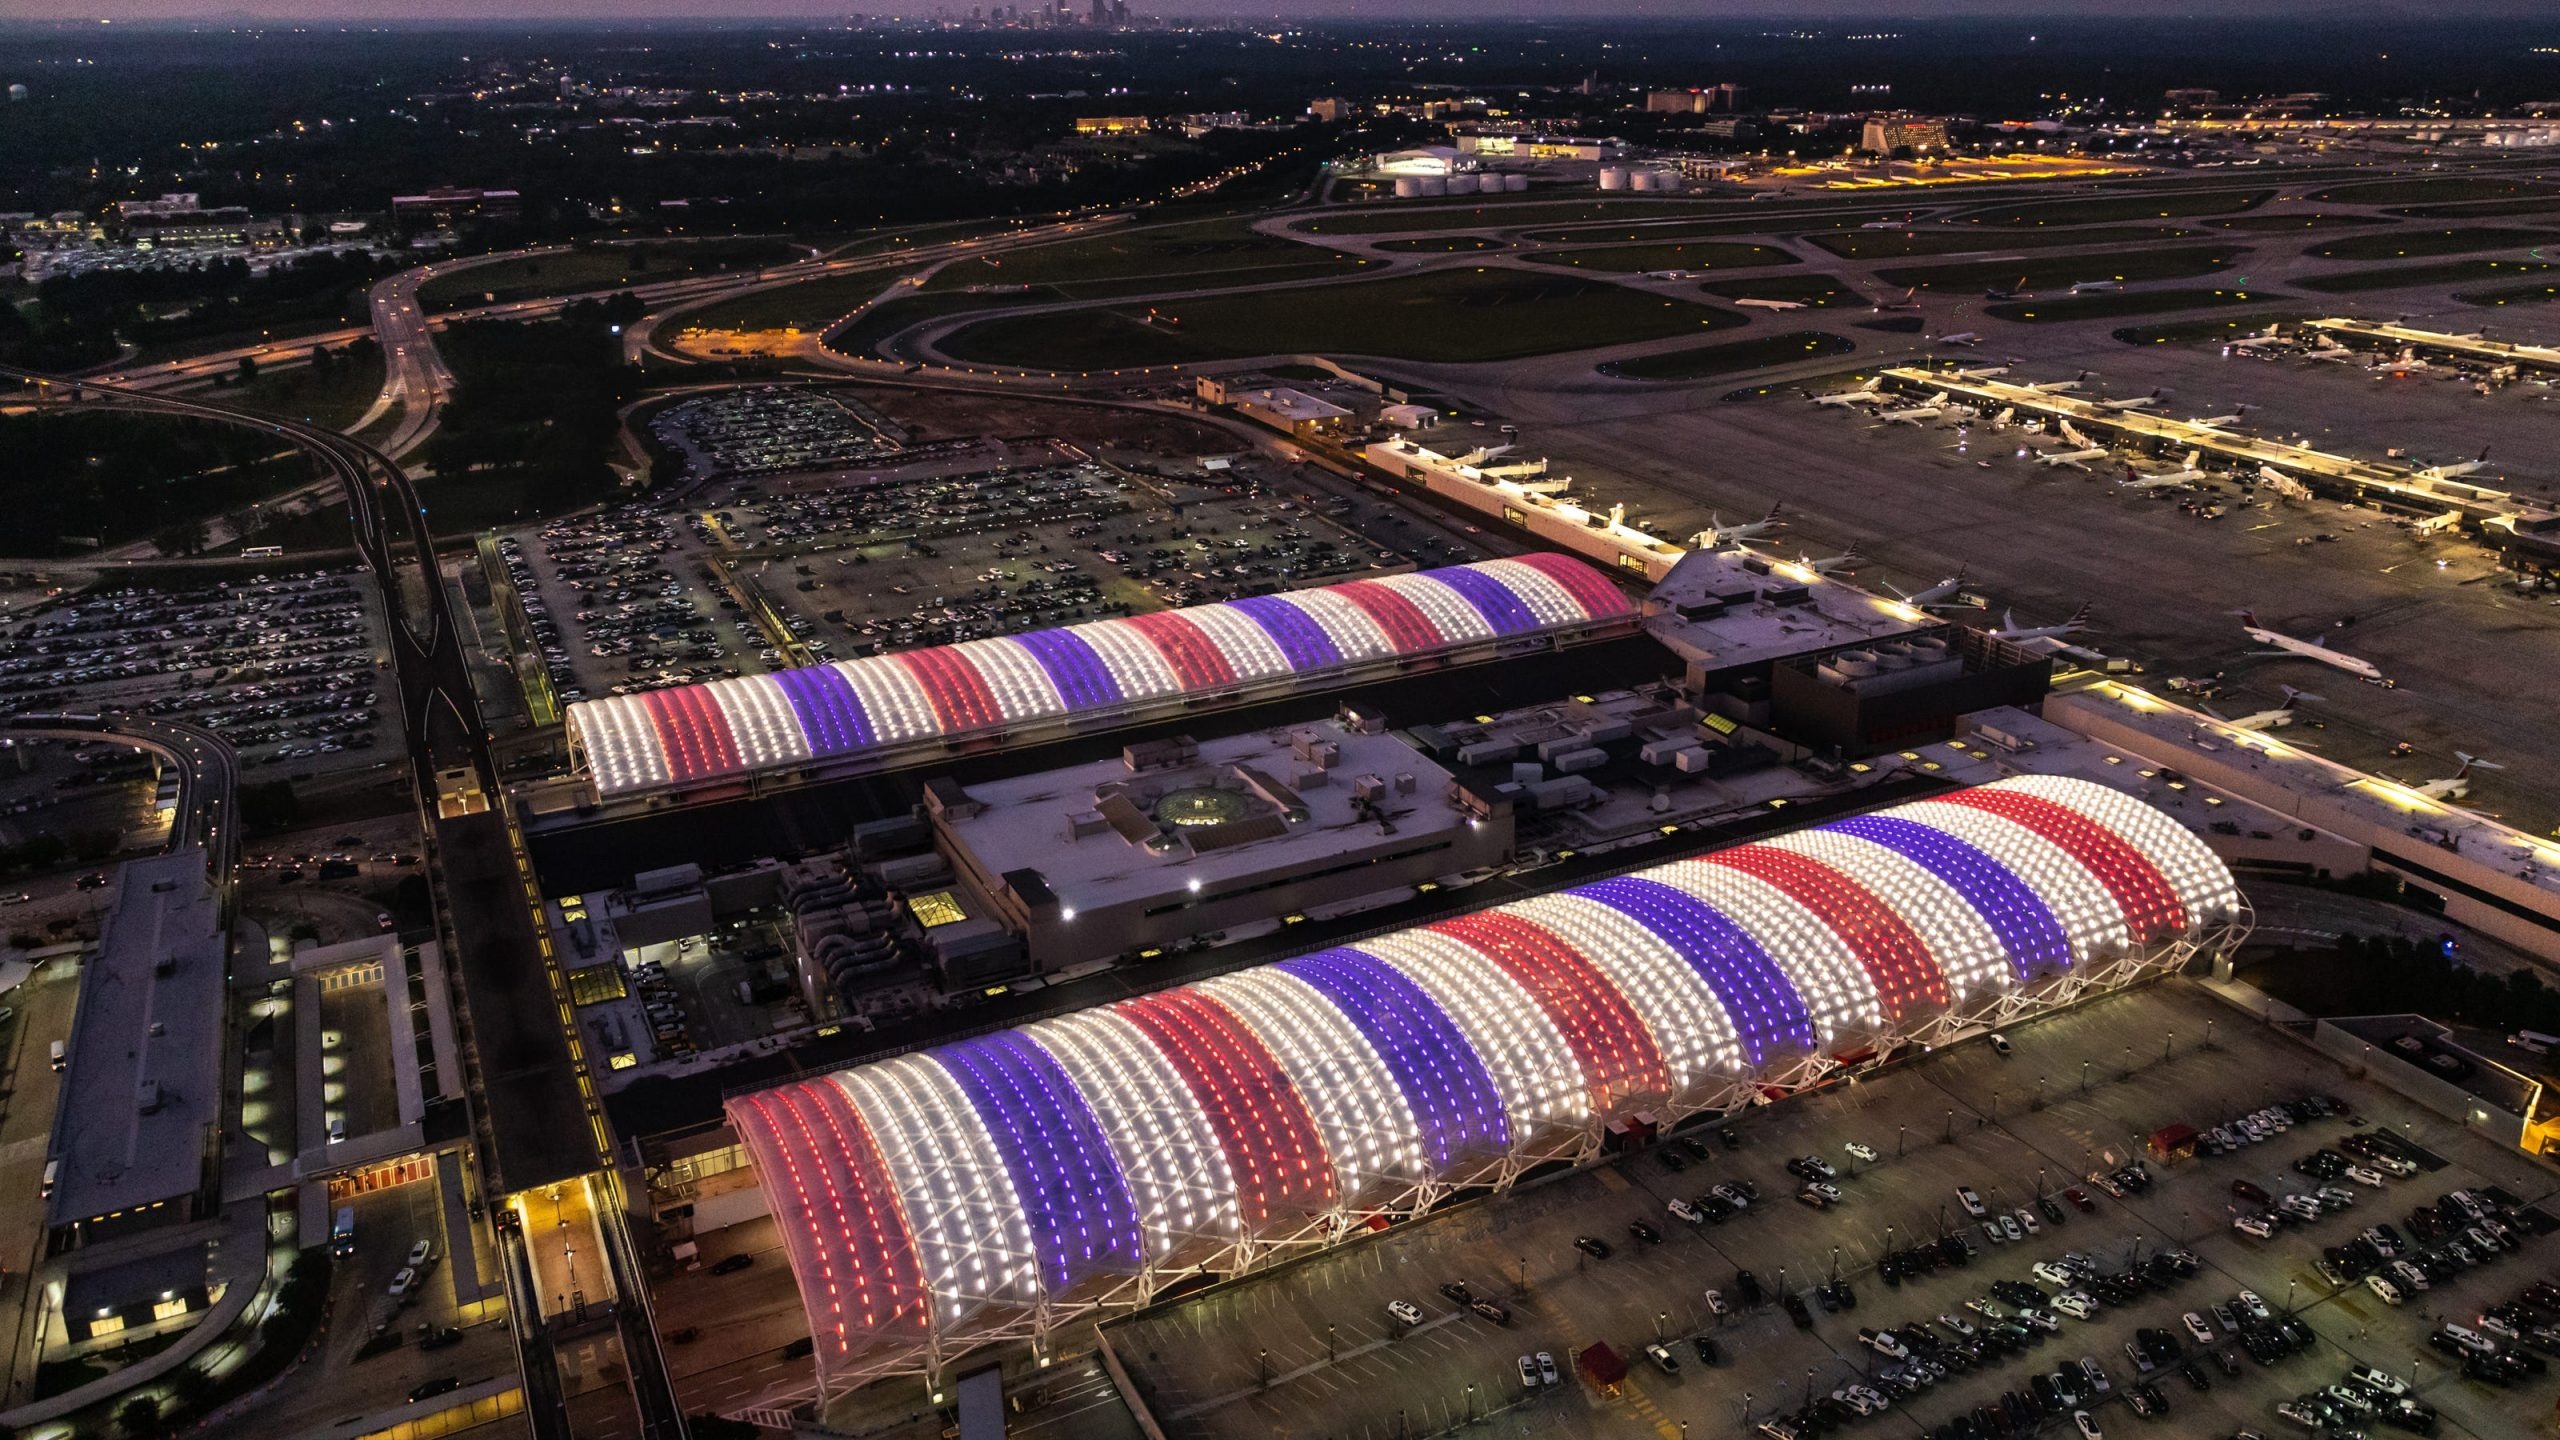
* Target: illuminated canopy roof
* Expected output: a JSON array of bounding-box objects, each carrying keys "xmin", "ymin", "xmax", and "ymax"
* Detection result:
[
  {"xmin": 568, "ymin": 553, "xmax": 1632, "ymax": 796},
  {"xmin": 727, "ymin": 777, "xmax": 2239, "ymax": 1375}
]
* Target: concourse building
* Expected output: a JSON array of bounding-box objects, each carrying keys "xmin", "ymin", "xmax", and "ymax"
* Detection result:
[{"xmin": 724, "ymin": 775, "xmax": 2243, "ymax": 1390}]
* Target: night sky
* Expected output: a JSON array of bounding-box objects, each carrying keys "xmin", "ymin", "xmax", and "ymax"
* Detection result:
[{"xmin": 0, "ymin": 0, "xmax": 2548, "ymax": 20}]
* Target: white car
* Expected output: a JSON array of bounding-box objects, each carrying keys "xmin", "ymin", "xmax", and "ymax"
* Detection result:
[
  {"xmin": 2365, "ymin": 1275, "xmax": 2405, "ymax": 1306},
  {"xmin": 1518, "ymin": 1354, "xmax": 1539, "ymax": 1389},
  {"xmin": 2073, "ymin": 1411, "xmax": 2103, "ymax": 1440},
  {"xmin": 1387, "ymin": 1300, "xmax": 1423, "ymax": 1326},
  {"xmin": 2233, "ymin": 1213, "xmax": 2275, "ymax": 1240},
  {"xmin": 1999, "ymin": 1213, "xmax": 2024, "ymax": 1242},
  {"xmin": 2236, "ymin": 1290, "xmax": 2273, "ymax": 1322},
  {"xmin": 1831, "ymin": 1387, "xmax": 1882, "ymax": 1417},
  {"xmin": 388, "ymin": 1266, "xmax": 417, "ymax": 1298},
  {"xmin": 1957, "ymin": 1186, "xmax": 1989, "ymax": 1217},
  {"xmin": 2033, "ymin": 1262, "xmax": 2077, "ymax": 1286},
  {"xmin": 1705, "ymin": 1288, "xmax": 1730, "ymax": 1316},
  {"xmin": 1981, "ymin": 1220, "xmax": 2005, "ymax": 1245},
  {"xmin": 407, "ymin": 1240, "xmax": 433, "ymax": 1268},
  {"xmin": 1845, "ymin": 1142, "xmax": 1879, "ymax": 1163},
  {"xmin": 2182, "ymin": 1312, "xmax": 2216, "ymax": 1344},
  {"xmin": 2345, "ymin": 1164, "xmax": 2387, "ymax": 1187},
  {"xmin": 1669, "ymin": 1198, "xmax": 1705, "ymax": 1225},
  {"xmin": 1537, "ymin": 1352, "xmax": 1559, "ymax": 1386},
  {"xmin": 2051, "ymin": 1292, "xmax": 2095, "ymax": 1320},
  {"xmin": 2389, "ymin": 1260, "xmax": 2430, "ymax": 1292},
  {"xmin": 2016, "ymin": 1206, "xmax": 2041, "ymax": 1235},
  {"xmin": 1804, "ymin": 1182, "xmax": 1843, "ymax": 1203},
  {"xmin": 2345, "ymin": 1364, "xmax": 2409, "ymax": 1398}
]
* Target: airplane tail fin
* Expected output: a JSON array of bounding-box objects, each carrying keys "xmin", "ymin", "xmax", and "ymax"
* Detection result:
[
  {"xmin": 2279, "ymin": 686, "xmax": 2321, "ymax": 708},
  {"xmin": 2237, "ymin": 608, "xmax": 2259, "ymax": 630},
  {"xmin": 2063, "ymin": 602, "xmax": 2091, "ymax": 631}
]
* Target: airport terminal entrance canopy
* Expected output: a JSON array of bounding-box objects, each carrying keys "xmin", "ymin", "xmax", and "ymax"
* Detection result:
[
  {"xmin": 725, "ymin": 776, "xmax": 2242, "ymax": 1385},
  {"xmin": 567, "ymin": 553, "xmax": 1633, "ymax": 797}
]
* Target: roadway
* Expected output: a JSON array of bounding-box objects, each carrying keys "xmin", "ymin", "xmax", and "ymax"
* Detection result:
[{"xmin": 0, "ymin": 712, "xmax": 239, "ymax": 898}]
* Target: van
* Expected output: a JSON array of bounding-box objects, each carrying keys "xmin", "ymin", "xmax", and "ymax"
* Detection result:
[
  {"xmin": 41, "ymin": 1159, "xmax": 58, "ymax": 1200},
  {"xmin": 48, "ymin": 1040, "xmax": 65, "ymax": 1073}
]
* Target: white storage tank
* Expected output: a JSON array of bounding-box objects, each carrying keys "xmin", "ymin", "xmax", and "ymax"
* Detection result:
[
  {"xmin": 1444, "ymin": 173, "xmax": 1479, "ymax": 195},
  {"xmin": 1503, "ymin": 173, "xmax": 1530, "ymax": 192},
  {"xmin": 1395, "ymin": 176, "xmax": 1425, "ymax": 198},
  {"xmin": 1598, "ymin": 166, "xmax": 1630, "ymax": 191},
  {"xmin": 1654, "ymin": 171, "xmax": 1684, "ymax": 193},
  {"xmin": 1416, "ymin": 175, "xmax": 1447, "ymax": 197},
  {"xmin": 1629, "ymin": 170, "xmax": 1657, "ymax": 192}
]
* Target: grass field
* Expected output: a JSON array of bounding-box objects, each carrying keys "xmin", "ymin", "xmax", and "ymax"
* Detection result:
[
  {"xmin": 232, "ymin": 348, "xmax": 388, "ymax": 432},
  {"xmin": 1294, "ymin": 198, "xmax": 1727, "ymax": 237},
  {"xmin": 678, "ymin": 272, "xmax": 900, "ymax": 333},
  {"xmin": 825, "ymin": 292, "xmax": 1042, "ymax": 357},
  {"xmin": 2307, "ymin": 226, "xmax": 2560, "ymax": 261},
  {"xmin": 418, "ymin": 238, "xmax": 802, "ymax": 310},
  {"xmin": 1696, "ymin": 273, "xmax": 1858, "ymax": 307},
  {"xmin": 1804, "ymin": 224, "xmax": 2188, "ymax": 260},
  {"xmin": 1523, "ymin": 241, "xmax": 1796, "ymax": 273},
  {"xmin": 2298, "ymin": 258, "xmax": 2560, "ymax": 294},
  {"xmin": 2208, "ymin": 212, "xmax": 2393, "ymax": 232},
  {"xmin": 922, "ymin": 217, "xmax": 1357, "ymax": 291},
  {"xmin": 1517, "ymin": 206, "xmax": 1916, "ymax": 244},
  {"xmin": 2311, "ymin": 177, "xmax": 2560, "ymax": 206},
  {"xmin": 1945, "ymin": 189, "xmax": 2270, "ymax": 227},
  {"xmin": 2391, "ymin": 198, "xmax": 2560, "ymax": 219},
  {"xmin": 935, "ymin": 267, "xmax": 1746, "ymax": 369},
  {"xmin": 1372, "ymin": 235, "xmax": 1509, "ymax": 253},
  {"xmin": 2456, "ymin": 278, "xmax": 2560, "ymax": 307},
  {"xmin": 2111, "ymin": 311, "xmax": 2314, "ymax": 346},
  {"xmin": 1987, "ymin": 287, "xmax": 2279, "ymax": 323},
  {"xmin": 1875, "ymin": 245, "xmax": 2248, "ymax": 292},
  {"xmin": 1601, "ymin": 330, "xmax": 1855, "ymax": 381}
]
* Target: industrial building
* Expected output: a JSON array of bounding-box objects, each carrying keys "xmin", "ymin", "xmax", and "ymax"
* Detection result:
[
  {"xmin": 728, "ymin": 774, "xmax": 2243, "ymax": 1388},
  {"xmin": 1195, "ymin": 377, "xmax": 1352, "ymax": 437},
  {"xmin": 564, "ymin": 554, "xmax": 1639, "ymax": 800}
]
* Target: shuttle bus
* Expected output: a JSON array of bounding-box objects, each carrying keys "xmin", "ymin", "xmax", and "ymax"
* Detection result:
[
  {"xmin": 240, "ymin": 545, "xmax": 284, "ymax": 559},
  {"xmin": 2508, "ymin": 1031, "xmax": 2560, "ymax": 1055},
  {"xmin": 331, "ymin": 1205, "xmax": 357, "ymax": 1256}
]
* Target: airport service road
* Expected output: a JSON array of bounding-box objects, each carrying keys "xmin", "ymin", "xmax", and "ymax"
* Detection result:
[{"xmin": 1107, "ymin": 983, "xmax": 2560, "ymax": 1440}]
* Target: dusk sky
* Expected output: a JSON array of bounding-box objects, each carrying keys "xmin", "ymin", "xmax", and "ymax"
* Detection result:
[{"xmin": 0, "ymin": 0, "xmax": 2550, "ymax": 19}]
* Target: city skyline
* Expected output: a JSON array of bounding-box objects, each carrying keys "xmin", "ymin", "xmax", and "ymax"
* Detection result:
[{"xmin": 2, "ymin": 0, "xmax": 2553, "ymax": 21}]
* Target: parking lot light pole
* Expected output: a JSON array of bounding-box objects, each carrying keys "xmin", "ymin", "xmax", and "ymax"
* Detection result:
[
  {"xmin": 2082, "ymin": 1060, "xmax": 2091, "ymax": 1093},
  {"xmin": 2286, "ymin": 1277, "xmax": 2299, "ymax": 1314},
  {"xmin": 2034, "ymin": 1075, "xmax": 2046, "ymax": 1110},
  {"xmin": 1327, "ymin": 1323, "xmax": 1336, "ymax": 1363},
  {"xmin": 1897, "ymin": 1124, "xmax": 1907, "ymax": 1157},
  {"xmin": 1657, "ymin": 1311, "xmax": 1669, "ymax": 1339},
  {"xmin": 1517, "ymin": 1256, "xmax": 1526, "ymax": 1298},
  {"xmin": 2164, "ymin": 1031, "xmax": 2175, "ymax": 1063},
  {"xmin": 1943, "ymin": 1109, "xmax": 1955, "ymax": 1144},
  {"xmin": 1258, "ymin": 1347, "xmax": 1269, "ymax": 1389},
  {"xmin": 2206, "ymin": 1018, "xmax": 2216, "ymax": 1050}
]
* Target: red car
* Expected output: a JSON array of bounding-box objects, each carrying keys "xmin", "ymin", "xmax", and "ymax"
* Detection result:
[{"xmin": 2063, "ymin": 1187, "xmax": 2097, "ymax": 1213}]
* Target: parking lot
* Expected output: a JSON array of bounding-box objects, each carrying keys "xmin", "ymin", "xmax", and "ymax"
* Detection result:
[
  {"xmin": 0, "ymin": 568, "xmax": 389, "ymax": 776},
  {"xmin": 653, "ymin": 384, "xmax": 908, "ymax": 481},
  {"xmin": 496, "ymin": 505, "xmax": 767, "ymax": 704},
  {"xmin": 1108, "ymin": 981, "xmax": 2560, "ymax": 1440}
]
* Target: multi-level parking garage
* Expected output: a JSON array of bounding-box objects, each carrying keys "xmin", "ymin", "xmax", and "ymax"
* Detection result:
[
  {"xmin": 725, "ymin": 775, "xmax": 2245, "ymax": 1390},
  {"xmin": 565, "ymin": 553, "xmax": 1636, "ymax": 798}
]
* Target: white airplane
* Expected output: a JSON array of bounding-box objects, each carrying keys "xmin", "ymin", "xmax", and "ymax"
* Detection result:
[
  {"xmin": 2023, "ymin": 377, "xmax": 2085, "ymax": 393},
  {"xmin": 2055, "ymin": 418, "xmax": 2097, "ymax": 449},
  {"xmin": 2039, "ymin": 445, "xmax": 2110, "ymax": 471},
  {"xmin": 1872, "ymin": 286, "xmax": 1922, "ymax": 311},
  {"xmin": 1936, "ymin": 331, "xmax": 1983, "ymax": 347},
  {"xmin": 1693, "ymin": 503, "xmax": 1785, "ymax": 548},
  {"xmin": 1877, "ymin": 397, "xmax": 1951, "ymax": 426},
  {"xmin": 1887, "ymin": 564, "xmax": 1983, "ymax": 610},
  {"xmin": 2230, "ymin": 325, "xmax": 2290, "ymax": 352},
  {"xmin": 2090, "ymin": 389, "xmax": 2164, "ymax": 413},
  {"xmin": 1734, "ymin": 297, "xmax": 1808, "ymax": 312},
  {"xmin": 2372, "ymin": 346, "xmax": 2431, "ymax": 373},
  {"xmin": 2205, "ymin": 685, "xmax": 2319, "ymax": 732},
  {"xmin": 2409, "ymin": 508, "xmax": 2464, "ymax": 536},
  {"xmin": 2186, "ymin": 405, "xmax": 2248, "ymax": 426},
  {"xmin": 2120, "ymin": 451, "xmax": 2208, "ymax": 491},
  {"xmin": 1797, "ymin": 541, "xmax": 1865, "ymax": 575},
  {"xmin": 2411, "ymin": 753, "xmax": 2502, "ymax": 801},
  {"xmin": 2305, "ymin": 336, "xmax": 2360, "ymax": 364},
  {"xmin": 2068, "ymin": 279, "xmax": 2125, "ymax": 294},
  {"xmin": 1809, "ymin": 379, "xmax": 1883, "ymax": 408},
  {"xmin": 1948, "ymin": 366, "xmax": 2012, "ymax": 382},
  {"xmin": 1993, "ymin": 602, "xmax": 2091, "ymax": 642},
  {"xmin": 2236, "ymin": 610, "xmax": 2383, "ymax": 680},
  {"xmin": 2413, "ymin": 447, "xmax": 2491, "ymax": 482},
  {"xmin": 1642, "ymin": 269, "xmax": 1700, "ymax": 281}
]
